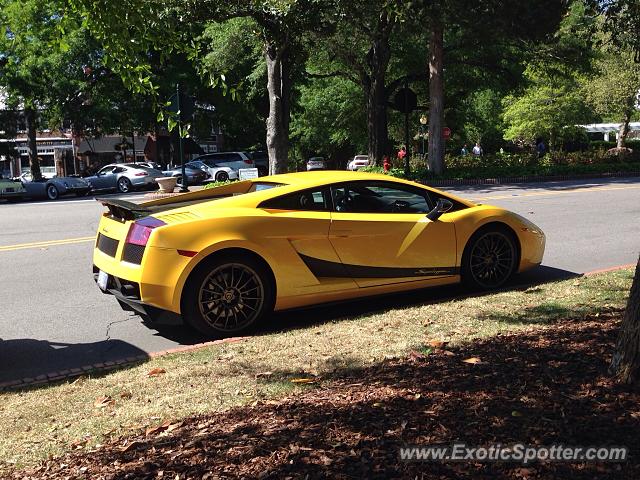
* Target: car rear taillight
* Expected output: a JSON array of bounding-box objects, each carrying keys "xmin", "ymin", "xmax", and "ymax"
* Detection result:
[
  {"xmin": 125, "ymin": 217, "xmax": 166, "ymax": 246},
  {"xmin": 243, "ymin": 159, "xmax": 254, "ymax": 164},
  {"xmin": 134, "ymin": 172, "xmax": 148, "ymax": 176}
]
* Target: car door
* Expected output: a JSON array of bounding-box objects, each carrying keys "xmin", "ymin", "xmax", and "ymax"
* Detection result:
[
  {"xmin": 90, "ymin": 166, "xmax": 117, "ymax": 190},
  {"xmin": 259, "ymin": 187, "xmax": 358, "ymax": 296},
  {"xmin": 328, "ymin": 181, "xmax": 457, "ymax": 288}
]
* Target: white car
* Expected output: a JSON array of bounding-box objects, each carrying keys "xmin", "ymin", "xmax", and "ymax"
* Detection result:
[
  {"xmin": 347, "ymin": 155, "xmax": 370, "ymax": 171},
  {"xmin": 185, "ymin": 160, "xmax": 238, "ymax": 182},
  {"xmin": 191, "ymin": 152, "xmax": 254, "ymax": 175},
  {"xmin": 306, "ymin": 157, "xmax": 327, "ymax": 171}
]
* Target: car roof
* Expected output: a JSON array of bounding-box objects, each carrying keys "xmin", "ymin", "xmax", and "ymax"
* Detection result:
[{"xmin": 142, "ymin": 171, "xmax": 476, "ymax": 213}]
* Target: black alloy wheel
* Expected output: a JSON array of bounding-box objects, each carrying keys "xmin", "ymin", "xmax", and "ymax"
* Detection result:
[
  {"xmin": 215, "ymin": 171, "xmax": 229, "ymax": 182},
  {"xmin": 462, "ymin": 227, "xmax": 517, "ymax": 289},
  {"xmin": 183, "ymin": 255, "xmax": 273, "ymax": 338}
]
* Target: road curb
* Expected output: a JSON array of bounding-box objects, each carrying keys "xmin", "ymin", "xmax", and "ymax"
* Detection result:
[
  {"xmin": 584, "ymin": 263, "xmax": 637, "ymax": 276},
  {"xmin": 0, "ymin": 337, "xmax": 248, "ymax": 392},
  {"xmin": 420, "ymin": 171, "xmax": 640, "ymax": 187}
]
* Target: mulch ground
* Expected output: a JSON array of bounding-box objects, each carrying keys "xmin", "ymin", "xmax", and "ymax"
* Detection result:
[{"xmin": 11, "ymin": 311, "xmax": 640, "ymax": 479}]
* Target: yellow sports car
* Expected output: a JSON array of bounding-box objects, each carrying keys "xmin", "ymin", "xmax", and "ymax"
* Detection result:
[{"xmin": 93, "ymin": 171, "xmax": 545, "ymax": 337}]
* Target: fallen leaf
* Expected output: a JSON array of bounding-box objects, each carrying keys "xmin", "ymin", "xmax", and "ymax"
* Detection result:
[
  {"xmin": 145, "ymin": 419, "xmax": 175, "ymax": 436},
  {"xmin": 428, "ymin": 340, "xmax": 448, "ymax": 348},
  {"xmin": 254, "ymin": 371, "xmax": 273, "ymax": 379},
  {"xmin": 120, "ymin": 391, "xmax": 133, "ymax": 400},
  {"xmin": 93, "ymin": 396, "xmax": 114, "ymax": 408},
  {"xmin": 462, "ymin": 357, "xmax": 485, "ymax": 364},
  {"xmin": 147, "ymin": 368, "xmax": 166, "ymax": 377},
  {"xmin": 119, "ymin": 441, "xmax": 143, "ymax": 453}
]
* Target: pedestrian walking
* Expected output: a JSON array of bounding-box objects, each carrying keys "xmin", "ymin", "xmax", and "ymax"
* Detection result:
[{"xmin": 472, "ymin": 142, "xmax": 483, "ymax": 156}]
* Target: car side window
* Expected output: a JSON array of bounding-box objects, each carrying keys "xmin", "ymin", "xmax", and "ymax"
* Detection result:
[
  {"xmin": 260, "ymin": 189, "xmax": 329, "ymax": 211},
  {"xmin": 331, "ymin": 182, "xmax": 432, "ymax": 214}
]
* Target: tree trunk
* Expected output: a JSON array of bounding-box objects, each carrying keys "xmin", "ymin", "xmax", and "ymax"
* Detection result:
[
  {"xmin": 610, "ymin": 255, "xmax": 640, "ymax": 383},
  {"xmin": 617, "ymin": 109, "xmax": 632, "ymax": 149},
  {"xmin": 265, "ymin": 40, "xmax": 290, "ymax": 175},
  {"xmin": 427, "ymin": 20, "xmax": 444, "ymax": 175},
  {"xmin": 364, "ymin": 72, "xmax": 389, "ymax": 167},
  {"xmin": 24, "ymin": 107, "xmax": 42, "ymax": 180}
]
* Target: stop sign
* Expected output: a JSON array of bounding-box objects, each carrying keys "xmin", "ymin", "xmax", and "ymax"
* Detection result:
[{"xmin": 442, "ymin": 127, "xmax": 451, "ymax": 139}]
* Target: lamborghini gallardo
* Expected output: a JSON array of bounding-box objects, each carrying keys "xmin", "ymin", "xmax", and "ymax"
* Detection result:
[{"xmin": 93, "ymin": 171, "xmax": 545, "ymax": 337}]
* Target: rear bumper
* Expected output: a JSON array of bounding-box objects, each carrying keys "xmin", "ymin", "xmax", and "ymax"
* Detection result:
[{"xmin": 92, "ymin": 265, "xmax": 170, "ymax": 319}]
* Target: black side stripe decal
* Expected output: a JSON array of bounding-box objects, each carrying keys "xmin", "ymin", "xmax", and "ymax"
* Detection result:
[{"xmin": 298, "ymin": 253, "xmax": 459, "ymax": 279}]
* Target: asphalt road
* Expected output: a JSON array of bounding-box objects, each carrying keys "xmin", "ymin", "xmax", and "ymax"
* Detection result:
[{"xmin": 1, "ymin": 177, "xmax": 639, "ymax": 384}]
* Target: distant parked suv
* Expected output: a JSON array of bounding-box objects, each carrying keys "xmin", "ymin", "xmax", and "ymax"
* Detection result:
[
  {"xmin": 191, "ymin": 152, "xmax": 254, "ymax": 175},
  {"xmin": 246, "ymin": 150, "xmax": 269, "ymax": 176},
  {"xmin": 347, "ymin": 155, "xmax": 370, "ymax": 171}
]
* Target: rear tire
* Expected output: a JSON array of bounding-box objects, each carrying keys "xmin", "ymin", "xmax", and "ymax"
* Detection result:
[
  {"xmin": 182, "ymin": 253, "xmax": 274, "ymax": 338},
  {"xmin": 461, "ymin": 225, "xmax": 518, "ymax": 290},
  {"xmin": 46, "ymin": 184, "xmax": 59, "ymax": 200}
]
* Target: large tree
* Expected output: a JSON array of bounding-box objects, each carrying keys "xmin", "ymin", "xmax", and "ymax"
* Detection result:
[
  {"xmin": 584, "ymin": 50, "xmax": 640, "ymax": 149},
  {"xmin": 610, "ymin": 257, "xmax": 640, "ymax": 383},
  {"xmin": 418, "ymin": 0, "xmax": 569, "ymax": 174},
  {"xmin": 599, "ymin": 0, "xmax": 640, "ymax": 384},
  {"xmin": 70, "ymin": 0, "xmax": 325, "ymax": 175},
  {"xmin": 0, "ymin": 0, "xmax": 86, "ymax": 179}
]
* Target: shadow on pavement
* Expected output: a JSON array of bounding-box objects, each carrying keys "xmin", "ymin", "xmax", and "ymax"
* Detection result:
[{"xmin": 0, "ymin": 338, "xmax": 149, "ymax": 386}]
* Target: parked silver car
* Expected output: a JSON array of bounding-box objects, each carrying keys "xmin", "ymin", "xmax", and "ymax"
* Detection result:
[
  {"xmin": 185, "ymin": 160, "xmax": 238, "ymax": 182},
  {"xmin": 18, "ymin": 172, "xmax": 91, "ymax": 200},
  {"xmin": 84, "ymin": 163, "xmax": 163, "ymax": 193}
]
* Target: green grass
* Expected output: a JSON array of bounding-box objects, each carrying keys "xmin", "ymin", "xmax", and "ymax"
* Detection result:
[{"xmin": 0, "ymin": 268, "xmax": 633, "ymax": 472}]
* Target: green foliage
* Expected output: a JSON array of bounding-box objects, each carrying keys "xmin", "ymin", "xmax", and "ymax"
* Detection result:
[
  {"xmin": 203, "ymin": 179, "xmax": 233, "ymax": 189},
  {"xmin": 583, "ymin": 50, "xmax": 640, "ymax": 121},
  {"xmin": 502, "ymin": 67, "xmax": 594, "ymax": 149},
  {"xmin": 291, "ymin": 77, "xmax": 366, "ymax": 160}
]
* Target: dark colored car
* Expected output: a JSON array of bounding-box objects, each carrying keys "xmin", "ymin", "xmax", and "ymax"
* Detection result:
[
  {"xmin": 162, "ymin": 165, "xmax": 209, "ymax": 185},
  {"xmin": 18, "ymin": 172, "xmax": 91, "ymax": 200}
]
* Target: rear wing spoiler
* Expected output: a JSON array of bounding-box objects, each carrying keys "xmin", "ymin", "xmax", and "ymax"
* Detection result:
[{"xmin": 97, "ymin": 198, "xmax": 151, "ymax": 221}]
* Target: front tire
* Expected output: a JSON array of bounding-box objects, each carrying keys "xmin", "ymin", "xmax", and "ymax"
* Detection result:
[
  {"xmin": 182, "ymin": 254, "xmax": 274, "ymax": 338},
  {"xmin": 46, "ymin": 184, "xmax": 59, "ymax": 200},
  {"xmin": 117, "ymin": 177, "xmax": 131, "ymax": 193},
  {"xmin": 215, "ymin": 171, "xmax": 229, "ymax": 182},
  {"xmin": 461, "ymin": 226, "xmax": 518, "ymax": 290}
]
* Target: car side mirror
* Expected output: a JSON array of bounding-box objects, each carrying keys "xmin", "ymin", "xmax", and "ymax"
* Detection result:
[{"xmin": 426, "ymin": 198, "xmax": 453, "ymax": 221}]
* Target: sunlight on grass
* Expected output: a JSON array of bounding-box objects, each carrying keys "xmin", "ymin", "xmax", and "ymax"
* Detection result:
[{"xmin": 0, "ymin": 268, "xmax": 632, "ymax": 470}]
